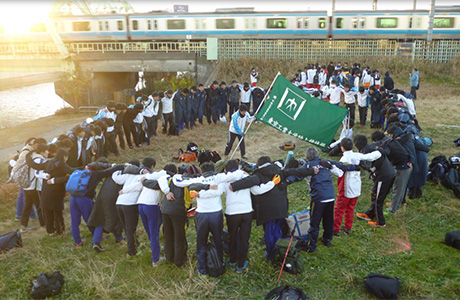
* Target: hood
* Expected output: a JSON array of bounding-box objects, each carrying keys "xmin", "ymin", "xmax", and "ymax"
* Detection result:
[
  {"xmin": 385, "ymin": 71, "xmax": 390, "ymax": 77},
  {"xmin": 255, "ymin": 163, "xmax": 280, "ymax": 177},
  {"xmin": 392, "ymin": 126, "xmax": 404, "ymax": 138}
]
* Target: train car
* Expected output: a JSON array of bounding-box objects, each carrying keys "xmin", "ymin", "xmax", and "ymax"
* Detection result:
[
  {"xmin": 332, "ymin": 9, "xmax": 460, "ymax": 40},
  {"xmin": 51, "ymin": 14, "xmax": 129, "ymax": 41}
]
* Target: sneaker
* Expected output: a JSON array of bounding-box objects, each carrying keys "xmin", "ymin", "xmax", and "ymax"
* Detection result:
[
  {"xmin": 333, "ymin": 232, "xmax": 341, "ymax": 237},
  {"xmin": 236, "ymin": 261, "xmax": 249, "ymax": 274},
  {"xmin": 241, "ymin": 156, "xmax": 248, "ymax": 160},
  {"xmin": 93, "ymin": 243, "xmax": 105, "ymax": 252},
  {"xmin": 152, "ymin": 257, "xmax": 164, "ymax": 268},
  {"xmin": 20, "ymin": 226, "xmax": 34, "ymax": 233},
  {"xmin": 340, "ymin": 227, "xmax": 352, "ymax": 235},
  {"xmin": 76, "ymin": 239, "xmax": 86, "ymax": 249},
  {"xmin": 356, "ymin": 212, "xmax": 372, "ymax": 221},
  {"xmin": 228, "ymin": 261, "xmax": 237, "ymax": 271},
  {"xmin": 196, "ymin": 270, "xmax": 207, "ymax": 276},
  {"xmin": 15, "ymin": 216, "xmax": 21, "ymax": 222},
  {"xmin": 320, "ymin": 238, "xmax": 332, "ymax": 247},
  {"xmin": 368, "ymin": 221, "xmax": 386, "ymax": 228}
]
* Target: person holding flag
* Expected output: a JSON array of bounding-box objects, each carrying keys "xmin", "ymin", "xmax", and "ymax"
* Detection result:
[{"xmin": 224, "ymin": 104, "xmax": 252, "ymax": 160}]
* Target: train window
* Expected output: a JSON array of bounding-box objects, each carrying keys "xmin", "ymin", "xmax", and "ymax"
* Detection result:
[
  {"xmin": 304, "ymin": 18, "xmax": 309, "ymax": 28},
  {"xmin": 336, "ymin": 18, "xmax": 343, "ymax": 29},
  {"xmin": 117, "ymin": 21, "xmax": 123, "ymax": 30},
  {"xmin": 148, "ymin": 20, "xmax": 151, "ymax": 30},
  {"xmin": 30, "ymin": 23, "xmax": 46, "ymax": 32},
  {"xmin": 267, "ymin": 18, "xmax": 287, "ymax": 29},
  {"xmin": 132, "ymin": 20, "xmax": 139, "ymax": 30},
  {"xmin": 434, "ymin": 17, "xmax": 454, "ymax": 28},
  {"xmin": 154, "ymin": 20, "xmax": 158, "ymax": 30},
  {"xmin": 167, "ymin": 19, "xmax": 185, "ymax": 30},
  {"xmin": 318, "ymin": 18, "xmax": 326, "ymax": 29},
  {"xmin": 73, "ymin": 21, "xmax": 91, "ymax": 31},
  {"xmin": 352, "ymin": 18, "xmax": 358, "ymax": 29},
  {"xmin": 105, "ymin": 21, "xmax": 109, "ymax": 31},
  {"xmin": 360, "ymin": 18, "xmax": 366, "ymax": 28},
  {"xmin": 409, "ymin": 17, "xmax": 413, "ymax": 29},
  {"xmin": 376, "ymin": 18, "xmax": 398, "ymax": 28},
  {"xmin": 216, "ymin": 19, "xmax": 235, "ymax": 29},
  {"xmin": 99, "ymin": 21, "xmax": 103, "ymax": 31},
  {"xmin": 195, "ymin": 19, "xmax": 207, "ymax": 29},
  {"xmin": 297, "ymin": 18, "xmax": 302, "ymax": 29},
  {"xmin": 245, "ymin": 18, "xmax": 256, "ymax": 29}
]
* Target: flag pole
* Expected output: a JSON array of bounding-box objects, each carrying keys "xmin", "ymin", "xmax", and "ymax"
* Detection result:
[{"xmin": 230, "ymin": 72, "xmax": 281, "ymax": 160}]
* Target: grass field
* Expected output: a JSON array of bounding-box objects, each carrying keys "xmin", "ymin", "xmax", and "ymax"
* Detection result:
[{"xmin": 1, "ymin": 82, "xmax": 460, "ymax": 299}]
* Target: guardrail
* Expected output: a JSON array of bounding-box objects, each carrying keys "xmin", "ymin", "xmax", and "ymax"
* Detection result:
[{"xmin": 69, "ymin": 42, "xmax": 207, "ymax": 56}]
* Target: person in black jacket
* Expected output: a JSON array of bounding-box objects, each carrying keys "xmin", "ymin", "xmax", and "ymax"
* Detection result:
[
  {"xmin": 371, "ymin": 131, "xmax": 412, "ymax": 215},
  {"xmin": 229, "ymin": 156, "xmax": 318, "ymax": 259},
  {"xmin": 369, "ymin": 86, "xmax": 382, "ymax": 129},
  {"xmin": 206, "ymin": 81, "xmax": 220, "ymax": 125},
  {"xmin": 123, "ymin": 103, "xmax": 144, "ymax": 148},
  {"xmin": 383, "ymin": 71, "xmax": 394, "ymax": 91},
  {"xmin": 67, "ymin": 126, "xmax": 86, "ymax": 168},
  {"xmin": 354, "ymin": 135, "xmax": 396, "ymax": 228}
]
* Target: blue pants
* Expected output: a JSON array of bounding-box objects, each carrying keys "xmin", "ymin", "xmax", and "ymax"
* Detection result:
[
  {"xmin": 139, "ymin": 204, "xmax": 162, "ymax": 262},
  {"xmin": 70, "ymin": 196, "xmax": 103, "ymax": 245},
  {"xmin": 228, "ymin": 102, "xmax": 239, "ymax": 116},
  {"xmin": 195, "ymin": 210, "xmax": 223, "ymax": 274},
  {"xmin": 16, "ymin": 189, "xmax": 36, "ymax": 218},
  {"xmin": 263, "ymin": 218, "xmax": 284, "ymax": 259},
  {"xmin": 307, "ymin": 201, "xmax": 334, "ymax": 252}
]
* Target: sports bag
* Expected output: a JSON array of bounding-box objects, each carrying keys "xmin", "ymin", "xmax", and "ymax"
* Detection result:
[
  {"xmin": 265, "ymin": 285, "xmax": 308, "ymax": 300},
  {"xmin": 178, "ymin": 151, "xmax": 197, "ymax": 163},
  {"xmin": 285, "ymin": 211, "xmax": 310, "ymax": 240},
  {"xmin": 206, "ymin": 237, "xmax": 225, "ymax": 278},
  {"xmin": 441, "ymin": 167, "xmax": 459, "ymax": 190},
  {"xmin": 12, "ymin": 150, "xmax": 32, "ymax": 188},
  {"xmin": 427, "ymin": 155, "xmax": 449, "ymax": 184},
  {"xmin": 30, "ymin": 271, "xmax": 65, "ymax": 299},
  {"xmin": 363, "ymin": 273, "xmax": 401, "ymax": 299},
  {"xmin": 0, "ymin": 230, "xmax": 22, "ymax": 253},
  {"xmin": 65, "ymin": 169, "xmax": 91, "ymax": 197},
  {"xmin": 444, "ymin": 230, "xmax": 460, "ymax": 250},
  {"xmin": 273, "ymin": 239, "xmax": 304, "ymax": 274}
]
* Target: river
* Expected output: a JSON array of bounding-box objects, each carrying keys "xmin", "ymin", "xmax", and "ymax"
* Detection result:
[{"xmin": 0, "ymin": 83, "xmax": 70, "ymax": 129}]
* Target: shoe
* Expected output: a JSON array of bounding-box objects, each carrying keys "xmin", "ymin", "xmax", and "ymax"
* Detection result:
[
  {"xmin": 76, "ymin": 239, "xmax": 86, "ymax": 249},
  {"xmin": 356, "ymin": 213, "xmax": 372, "ymax": 221},
  {"xmin": 368, "ymin": 221, "xmax": 386, "ymax": 228},
  {"xmin": 228, "ymin": 261, "xmax": 237, "ymax": 271},
  {"xmin": 236, "ymin": 261, "xmax": 249, "ymax": 274},
  {"xmin": 93, "ymin": 243, "xmax": 105, "ymax": 252},
  {"xmin": 241, "ymin": 156, "xmax": 248, "ymax": 160},
  {"xmin": 340, "ymin": 227, "xmax": 352, "ymax": 235},
  {"xmin": 152, "ymin": 257, "xmax": 164, "ymax": 267},
  {"xmin": 320, "ymin": 238, "xmax": 332, "ymax": 247},
  {"xmin": 15, "ymin": 217, "xmax": 21, "ymax": 222},
  {"xmin": 20, "ymin": 226, "xmax": 34, "ymax": 233},
  {"xmin": 30, "ymin": 215, "xmax": 37, "ymax": 220},
  {"xmin": 115, "ymin": 237, "xmax": 125, "ymax": 244},
  {"xmin": 333, "ymin": 232, "xmax": 341, "ymax": 237},
  {"xmin": 384, "ymin": 210, "xmax": 393, "ymax": 216},
  {"xmin": 129, "ymin": 145, "xmax": 134, "ymax": 149},
  {"xmin": 196, "ymin": 270, "xmax": 207, "ymax": 276}
]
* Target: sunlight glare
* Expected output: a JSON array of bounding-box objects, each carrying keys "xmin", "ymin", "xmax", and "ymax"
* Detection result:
[{"xmin": 0, "ymin": 2, "xmax": 52, "ymax": 34}]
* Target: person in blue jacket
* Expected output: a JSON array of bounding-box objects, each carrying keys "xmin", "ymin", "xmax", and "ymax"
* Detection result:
[
  {"xmin": 194, "ymin": 84, "xmax": 207, "ymax": 125},
  {"xmin": 174, "ymin": 88, "xmax": 189, "ymax": 131},
  {"xmin": 187, "ymin": 86, "xmax": 196, "ymax": 128}
]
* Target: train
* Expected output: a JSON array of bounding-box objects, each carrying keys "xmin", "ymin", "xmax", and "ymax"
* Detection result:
[{"xmin": 1, "ymin": 7, "xmax": 459, "ymax": 43}]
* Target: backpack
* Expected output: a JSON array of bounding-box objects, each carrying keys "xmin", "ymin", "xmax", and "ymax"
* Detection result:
[
  {"xmin": 313, "ymin": 72, "xmax": 319, "ymax": 85},
  {"xmin": 441, "ymin": 167, "xmax": 459, "ymax": 190},
  {"xmin": 363, "ymin": 273, "xmax": 401, "ymax": 299},
  {"xmin": 206, "ymin": 237, "xmax": 225, "ymax": 278},
  {"xmin": 265, "ymin": 285, "xmax": 308, "ymax": 300},
  {"xmin": 30, "ymin": 271, "xmax": 65, "ymax": 299},
  {"xmin": 0, "ymin": 230, "xmax": 22, "ymax": 253},
  {"xmin": 444, "ymin": 231, "xmax": 460, "ymax": 250},
  {"xmin": 11, "ymin": 149, "xmax": 32, "ymax": 188},
  {"xmin": 285, "ymin": 210, "xmax": 310, "ymax": 240},
  {"xmin": 169, "ymin": 123, "xmax": 179, "ymax": 136},
  {"xmin": 197, "ymin": 150, "xmax": 221, "ymax": 165},
  {"xmin": 176, "ymin": 151, "xmax": 197, "ymax": 163},
  {"xmin": 273, "ymin": 239, "xmax": 304, "ymax": 274},
  {"xmin": 65, "ymin": 169, "xmax": 92, "ymax": 197},
  {"xmin": 427, "ymin": 155, "xmax": 449, "ymax": 184},
  {"xmin": 186, "ymin": 142, "xmax": 198, "ymax": 154}
]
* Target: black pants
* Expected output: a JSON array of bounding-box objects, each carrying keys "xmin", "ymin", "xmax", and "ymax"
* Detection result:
[
  {"xmin": 162, "ymin": 213, "xmax": 188, "ymax": 267},
  {"xmin": 44, "ymin": 209, "xmax": 65, "ymax": 235},
  {"xmin": 123, "ymin": 122, "xmax": 133, "ymax": 148},
  {"xmin": 345, "ymin": 103, "xmax": 356, "ymax": 125},
  {"xmin": 359, "ymin": 106, "xmax": 368, "ymax": 126},
  {"xmin": 117, "ymin": 205, "xmax": 139, "ymax": 256},
  {"xmin": 410, "ymin": 86, "xmax": 417, "ymax": 100},
  {"xmin": 106, "ymin": 131, "xmax": 119, "ymax": 156},
  {"xmin": 22, "ymin": 190, "xmax": 44, "ymax": 227},
  {"xmin": 208, "ymin": 106, "xmax": 219, "ymax": 124},
  {"xmin": 307, "ymin": 201, "xmax": 334, "ymax": 252},
  {"xmin": 144, "ymin": 115, "xmax": 158, "ymax": 137},
  {"xmin": 163, "ymin": 113, "xmax": 174, "ymax": 134},
  {"xmin": 229, "ymin": 102, "xmax": 239, "ymax": 116},
  {"xmin": 225, "ymin": 132, "xmax": 245, "ymax": 157},
  {"xmin": 226, "ymin": 212, "xmax": 252, "ymax": 268},
  {"xmin": 114, "ymin": 123, "xmax": 125, "ymax": 150},
  {"xmin": 365, "ymin": 177, "xmax": 395, "ymax": 225}
]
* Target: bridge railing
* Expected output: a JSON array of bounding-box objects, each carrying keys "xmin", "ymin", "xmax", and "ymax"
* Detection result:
[
  {"xmin": 0, "ymin": 43, "xmax": 60, "ymax": 55},
  {"xmin": 68, "ymin": 42, "xmax": 207, "ymax": 56}
]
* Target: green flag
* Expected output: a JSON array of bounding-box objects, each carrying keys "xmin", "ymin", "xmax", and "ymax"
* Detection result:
[{"xmin": 257, "ymin": 73, "xmax": 348, "ymax": 150}]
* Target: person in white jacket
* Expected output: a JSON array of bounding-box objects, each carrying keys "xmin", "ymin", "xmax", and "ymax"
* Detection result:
[
  {"xmin": 20, "ymin": 144, "xmax": 49, "ymax": 231},
  {"xmin": 333, "ymin": 138, "xmax": 382, "ymax": 236},
  {"xmin": 324, "ymin": 82, "xmax": 344, "ymax": 106},
  {"xmin": 224, "ymin": 104, "xmax": 253, "ymax": 160},
  {"xmin": 113, "ymin": 159, "xmax": 155, "ymax": 259},
  {"xmin": 120, "ymin": 164, "xmax": 170, "ymax": 266}
]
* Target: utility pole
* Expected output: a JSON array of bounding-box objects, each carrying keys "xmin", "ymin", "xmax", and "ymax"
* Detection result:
[
  {"xmin": 427, "ymin": 0, "xmax": 435, "ymax": 42},
  {"xmin": 373, "ymin": 0, "xmax": 378, "ymax": 10},
  {"xmin": 413, "ymin": 0, "xmax": 417, "ymax": 10}
]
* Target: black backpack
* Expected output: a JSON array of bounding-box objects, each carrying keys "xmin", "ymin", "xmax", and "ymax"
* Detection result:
[
  {"xmin": 444, "ymin": 231, "xmax": 460, "ymax": 250},
  {"xmin": 265, "ymin": 285, "xmax": 308, "ymax": 300},
  {"xmin": 441, "ymin": 167, "xmax": 459, "ymax": 190},
  {"xmin": 30, "ymin": 271, "xmax": 65, "ymax": 299},
  {"xmin": 273, "ymin": 239, "xmax": 304, "ymax": 274},
  {"xmin": 364, "ymin": 273, "xmax": 401, "ymax": 299},
  {"xmin": 186, "ymin": 142, "xmax": 198, "ymax": 154},
  {"xmin": 427, "ymin": 155, "xmax": 450, "ymax": 184},
  {"xmin": 206, "ymin": 237, "xmax": 225, "ymax": 278},
  {"xmin": 169, "ymin": 123, "xmax": 179, "ymax": 136},
  {"xmin": 0, "ymin": 230, "xmax": 22, "ymax": 253},
  {"xmin": 313, "ymin": 73, "xmax": 319, "ymax": 85}
]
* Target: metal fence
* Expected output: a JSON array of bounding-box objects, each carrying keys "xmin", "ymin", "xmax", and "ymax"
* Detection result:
[
  {"xmin": 68, "ymin": 41, "xmax": 207, "ymax": 55},
  {"xmin": 413, "ymin": 40, "xmax": 460, "ymax": 63}
]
